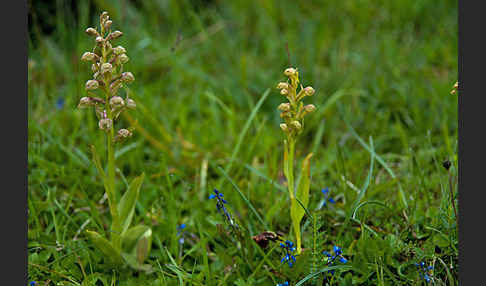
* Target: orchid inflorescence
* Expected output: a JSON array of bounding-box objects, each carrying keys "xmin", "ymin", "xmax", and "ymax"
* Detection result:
[
  {"xmin": 78, "ymin": 11, "xmax": 136, "ymax": 143},
  {"xmin": 276, "ymin": 67, "xmax": 316, "ymax": 137}
]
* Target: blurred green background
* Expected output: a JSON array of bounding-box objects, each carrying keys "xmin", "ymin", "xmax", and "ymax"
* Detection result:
[{"xmin": 28, "ymin": 0, "xmax": 457, "ymax": 284}]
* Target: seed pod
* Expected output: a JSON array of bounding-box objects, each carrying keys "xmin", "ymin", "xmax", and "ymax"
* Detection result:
[
  {"xmin": 109, "ymin": 96, "xmax": 125, "ymax": 108},
  {"xmin": 119, "ymin": 54, "xmax": 129, "ymax": 64},
  {"xmin": 85, "ymin": 27, "xmax": 99, "ymax": 36},
  {"xmin": 303, "ymin": 86, "xmax": 315, "ymax": 96},
  {"xmin": 101, "ymin": 63, "xmax": 113, "ymax": 75},
  {"xmin": 85, "ymin": 80, "xmax": 99, "ymax": 90},
  {"xmin": 99, "ymin": 118, "xmax": 113, "ymax": 130},
  {"xmin": 126, "ymin": 98, "xmax": 136, "ymax": 109},
  {"xmin": 284, "ymin": 67, "xmax": 297, "ymax": 76},
  {"xmin": 81, "ymin": 52, "xmax": 96, "ymax": 62},
  {"xmin": 278, "ymin": 103, "xmax": 291, "ymax": 111},
  {"xmin": 113, "ymin": 46, "xmax": 126, "ymax": 55},
  {"xmin": 277, "ymin": 82, "xmax": 289, "ymax": 90},
  {"xmin": 121, "ymin": 72, "xmax": 135, "ymax": 83}
]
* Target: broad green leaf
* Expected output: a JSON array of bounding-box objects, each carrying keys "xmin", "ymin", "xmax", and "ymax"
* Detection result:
[
  {"xmin": 121, "ymin": 225, "xmax": 153, "ymax": 271},
  {"xmin": 290, "ymin": 152, "xmax": 313, "ymax": 253},
  {"xmin": 121, "ymin": 252, "xmax": 153, "ymax": 273},
  {"xmin": 121, "ymin": 225, "xmax": 152, "ymax": 255},
  {"xmin": 117, "ymin": 173, "xmax": 145, "ymax": 234},
  {"xmin": 85, "ymin": 230, "xmax": 124, "ymax": 266}
]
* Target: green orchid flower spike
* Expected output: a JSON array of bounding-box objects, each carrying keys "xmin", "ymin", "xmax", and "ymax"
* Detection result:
[
  {"xmin": 277, "ymin": 67, "xmax": 316, "ymax": 254},
  {"xmin": 78, "ymin": 11, "xmax": 152, "ymax": 271}
]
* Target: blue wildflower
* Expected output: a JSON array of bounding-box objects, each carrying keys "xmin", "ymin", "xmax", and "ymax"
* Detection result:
[
  {"xmin": 209, "ymin": 189, "xmax": 236, "ymax": 228},
  {"xmin": 277, "ymin": 282, "xmax": 289, "ymax": 286},
  {"xmin": 56, "ymin": 97, "xmax": 65, "ymax": 109},
  {"xmin": 29, "ymin": 282, "xmax": 37, "ymax": 286},
  {"xmin": 321, "ymin": 188, "xmax": 336, "ymax": 206},
  {"xmin": 177, "ymin": 224, "xmax": 186, "ymax": 244},
  {"xmin": 415, "ymin": 261, "xmax": 433, "ymax": 283},
  {"xmin": 280, "ymin": 240, "xmax": 297, "ymax": 267},
  {"xmin": 322, "ymin": 245, "xmax": 348, "ymax": 279}
]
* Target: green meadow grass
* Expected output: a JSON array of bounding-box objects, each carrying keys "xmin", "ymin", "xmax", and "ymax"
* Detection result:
[{"xmin": 28, "ymin": 0, "xmax": 457, "ymax": 285}]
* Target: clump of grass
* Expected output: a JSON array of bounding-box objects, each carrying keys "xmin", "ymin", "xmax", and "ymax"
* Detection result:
[{"xmin": 77, "ymin": 11, "xmax": 151, "ymax": 271}]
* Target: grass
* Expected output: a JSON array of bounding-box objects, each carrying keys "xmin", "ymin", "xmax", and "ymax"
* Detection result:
[{"xmin": 28, "ymin": 0, "xmax": 458, "ymax": 285}]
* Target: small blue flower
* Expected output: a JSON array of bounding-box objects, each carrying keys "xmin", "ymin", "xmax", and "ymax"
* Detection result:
[
  {"xmin": 415, "ymin": 261, "xmax": 433, "ymax": 283},
  {"xmin": 322, "ymin": 245, "xmax": 348, "ymax": 281},
  {"xmin": 277, "ymin": 282, "xmax": 289, "ymax": 286},
  {"xmin": 280, "ymin": 240, "xmax": 297, "ymax": 267},
  {"xmin": 29, "ymin": 282, "xmax": 37, "ymax": 286},
  {"xmin": 209, "ymin": 189, "xmax": 236, "ymax": 228},
  {"xmin": 177, "ymin": 224, "xmax": 186, "ymax": 244},
  {"xmin": 321, "ymin": 188, "xmax": 336, "ymax": 206},
  {"xmin": 56, "ymin": 97, "xmax": 65, "ymax": 109}
]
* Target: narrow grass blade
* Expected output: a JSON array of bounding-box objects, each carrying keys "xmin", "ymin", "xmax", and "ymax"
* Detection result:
[
  {"xmin": 295, "ymin": 265, "xmax": 353, "ymax": 286},
  {"xmin": 343, "ymin": 119, "xmax": 408, "ymax": 209},
  {"xmin": 223, "ymin": 88, "xmax": 270, "ymax": 179}
]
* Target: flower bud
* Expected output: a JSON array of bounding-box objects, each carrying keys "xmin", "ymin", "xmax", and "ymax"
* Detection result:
[
  {"xmin": 105, "ymin": 41, "xmax": 112, "ymax": 51},
  {"xmin": 109, "ymin": 96, "xmax": 125, "ymax": 108},
  {"xmin": 109, "ymin": 31, "xmax": 123, "ymax": 40},
  {"xmin": 99, "ymin": 118, "xmax": 113, "ymax": 130},
  {"xmin": 304, "ymin": 86, "xmax": 315, "ymax": 96},
  {"xmin": 101, "ymin": 11, "xmax": 109, "ymax": 21},
  {"xmin": 81, "ymin": 52, "xmax": 96, "ymax": 62},
  {"xmin": 126, "ymin": 98, "xmax": 136, "ymax": 109},
  {"xmin": 290, "ymin": 121, "xmax": 302, "ymax": 130},
  {"xmin": 96, "ymin": 36, "xmax": 104, "ymax": 44},
  {"xmin": 121, "ymin": 72, "xmax": 135, "ymax": 83},
  {"xmin": 304, "ymin": 104, "xmax": 316, "ymax": 113},
  {"xmin": 78, "ymin": 97, "xmax": 94, "ymax": 108},
  {"xmin": 85, "ymin": 27, "xmax": 99, "ymax": 36},
  {"xmin": 104, "ymin": 20, "xmax": 113, "ymax": 30},
  {"xmin": 101, "ymin": 63, "xmax": 113, "ymax": 75},
  {"xmin": 284, "ymin": 67, "xmax": 297, "ymax": 76},
  {"xmin": 85, "ymin": 80, "xmax": 99, "ymax": 90},
  {"xmin": 113, "ymin": 45, "xmax": 126, "ymax": 55},
  {"xmin": 119, "ymin": 54, "xmax": 129, "ymax": 64},
  {"xmin": 280, "ymin": 123, "xmax": 288, "ymax": 132},
  {"xmin": 113, "ymin": 128, "xmax": 133, "ymax": 142},
  {"xmin": 278, "ymin": 103, "xmax": 290, "ymax": 111},
  {"xmin": 280, "ymin": 89, "xmax": 289, "ymax": 95},
  {"xmin": 277, "ymin": 82, "xmax": 289, "ymax": 90}
]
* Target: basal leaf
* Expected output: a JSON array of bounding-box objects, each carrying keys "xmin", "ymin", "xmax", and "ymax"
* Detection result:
[
  {"xmin": 85, "ymin": 230, "xmax": 124, "ymax": 266},
  {"xmin": 118, "ymin": 173, "xmax": 145, "ymax": 234}
]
